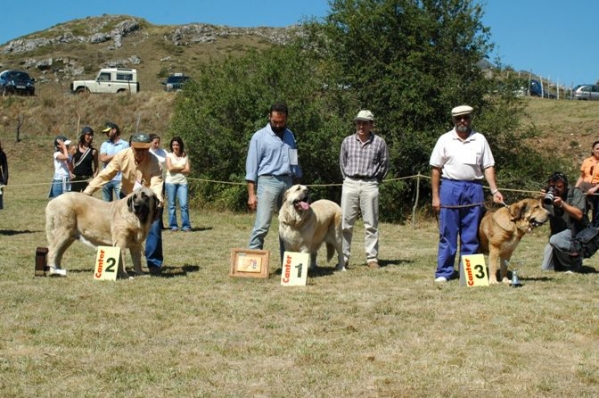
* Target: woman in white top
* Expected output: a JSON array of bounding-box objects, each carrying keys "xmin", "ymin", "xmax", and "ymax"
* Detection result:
[
  {"xmin": 48, "ymin": 135, "xmax": 72, "ymax": 198},
  {"xmin": 165, "ymin": 137, "xmax": 191, "ymax": 231}
]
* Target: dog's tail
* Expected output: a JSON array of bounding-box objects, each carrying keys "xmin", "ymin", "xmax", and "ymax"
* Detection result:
[{"xmin": 326, "ymin": 242, "xmax": 335, "ymax": 262}]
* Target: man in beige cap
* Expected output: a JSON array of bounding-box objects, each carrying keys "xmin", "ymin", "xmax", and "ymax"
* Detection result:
[
  {"xmin": 84, "ymin": 133, "xmax": 165, "ymax": 275},
  {"xmin": 429, "ymin": 105, "xmax": 504, "ymax": 282},
  {"xmin": 339, "ymin": 109, "xmax": 389, "ymax": 269}
]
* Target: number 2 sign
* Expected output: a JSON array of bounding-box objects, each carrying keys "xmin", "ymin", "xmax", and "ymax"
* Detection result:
[{"xmin": 93, "ymin": 246, "xmax": 121, "ymax": 281}]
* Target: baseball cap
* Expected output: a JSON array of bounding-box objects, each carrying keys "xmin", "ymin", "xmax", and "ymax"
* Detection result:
[
  {"xmin": 354, "ymin": 110, "xmax": 375, "ymax": 122},
  {"xmin": 54, "ymin": 135, "xmax": 71, "ymax": 148},
  {"xmin": 130, "ymin": 133, "xmax": 152, "ymax": 149},
  {"xmin": 451, "ymin": 105, "xmax": 474, "ymax": 117},
  {"xmin": 80, "ymin": 126, "xmax": 94, "ymax": 137},
  {"xmin": 102, "ymin": 121, "xmax": 119, "ymax": 133}
]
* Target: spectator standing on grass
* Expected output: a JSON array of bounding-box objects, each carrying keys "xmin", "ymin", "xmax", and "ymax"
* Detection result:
[
  {"xmin": 150, "ymin": 133, "xmax": 168, "ymax": 230},
  {"xmin": 541, "ymin": 171, "xmax": 587, "ymax": 273},
  {"xmin": 84, "ymin": 133, "xmax": 164, "ymax": 275},
  {"xmin": 0, "ymin": 140, "xmax": 8, "ymax": 210},
  {"xmin": 246, "ymin": 102, "xmax": 302, "ymax": 257},
  {"xmin": 71, "ymin": 126, "xmax": 99, "ymax": 192},
  {"xmin": 430, "ymin": 105, "xmax": 504, "ymax": 283},
  {"xmin": 575, "ymin": 140, "xmax": 599, "ymax": 226},
  {"xmin": 48, "ymin": 135, "xmax": 73, "ymax": 198},
  {"xmin": 165, "ymin": 136, "xmax": 191, "ymax": 232},
  {"xmin": 99, "ymin": 121, "xmax": 129, "ymax": 201},
  {"xmin": 339, "ymin": 109, "xmax": 389, "ymax": 269}
]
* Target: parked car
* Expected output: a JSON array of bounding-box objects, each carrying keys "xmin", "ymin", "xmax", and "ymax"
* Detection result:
[
  {"xmin": 71, "ymin": 68, "xmax": 139, "ymax": 94},
  {"xmin": 0, "ymin": 70, "xmax": 35, "ymax": 96},
  {"xmin": 529, "ymin": 79, "xmax": 556, "ymax": 99},
  {"xmin": 162, "ymin": 73, "xmax": 190, "ymax": 92},
  {"xmin": 573, "ymin": 84, "xmax": 599, "ymax": 101}
]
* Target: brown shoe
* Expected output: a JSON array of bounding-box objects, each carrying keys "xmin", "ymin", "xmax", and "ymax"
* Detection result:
[{"xmin": 367, "ymin": 260, "xmax": 380, "ymax": 269}]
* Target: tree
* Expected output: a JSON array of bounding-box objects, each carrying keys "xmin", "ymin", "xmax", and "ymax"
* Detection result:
[{"xmin": 170, "ymin": 0, "xmax": 564, "ymax": 219}]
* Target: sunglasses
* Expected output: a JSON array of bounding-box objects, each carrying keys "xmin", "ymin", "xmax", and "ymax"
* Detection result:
[{"xmin": 453, "ymin": 115, "xmax": 471, "ymax": 121}]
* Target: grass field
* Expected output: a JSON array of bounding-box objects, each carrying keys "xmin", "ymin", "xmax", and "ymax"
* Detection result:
[{"xmin": 1, "ymin": 126, "xmax": 599, "ymax": 397}]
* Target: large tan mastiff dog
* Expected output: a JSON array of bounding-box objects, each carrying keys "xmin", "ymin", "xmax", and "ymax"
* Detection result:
[
  {"xmin": 278, "ymin": 184, "xmax": 345, "ymax": 271},
  {"xmin": 45, "ymin": 187, "xmax": 160, "ymax": 277},
  {"xmin": 479, "ymin": 198, "xmax": 549, "ymax": 284}
]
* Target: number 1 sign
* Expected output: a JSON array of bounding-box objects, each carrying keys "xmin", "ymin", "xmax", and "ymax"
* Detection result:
[{"xmin": 281, "ymin": 252, "xmax": 309, "ymax": 286}]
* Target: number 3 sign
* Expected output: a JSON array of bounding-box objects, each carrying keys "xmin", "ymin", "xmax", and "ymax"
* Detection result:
[
  {"xmin": 459, "ymin": 254, "xmax": 489, "ymax": 287},
  {"xmin": 93, "ymin": 246, "xmax": 121, "ymax": 281}
]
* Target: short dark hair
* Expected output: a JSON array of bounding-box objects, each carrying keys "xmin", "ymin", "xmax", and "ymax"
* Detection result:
[
  {"xmin": 149, "ymin": 133, "xmax": 160, "ymax": 141},
  {"xmin": 548, "ymin": 171, "xmax": 568, "ymax": 187},
  {"xmin": 270, "ymin": 102, "xmax": 288, "ymax": 116}
]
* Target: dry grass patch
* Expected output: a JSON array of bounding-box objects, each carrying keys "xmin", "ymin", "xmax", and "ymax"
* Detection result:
[{"xmin": 1, "ymin": 130, "xmax": 599, "ymax": 396}]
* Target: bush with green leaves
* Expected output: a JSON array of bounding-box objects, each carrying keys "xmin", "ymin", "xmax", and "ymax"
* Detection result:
[{"xmin": 170, "ymin": 0, "xmax": 568, "ymax": 220}]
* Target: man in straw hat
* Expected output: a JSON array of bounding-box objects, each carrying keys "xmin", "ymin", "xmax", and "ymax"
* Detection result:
[
  {"xmin": 84, "ymin": 133, "xmax": 164, "ymax": 275},
  {"xmin": 430, "ymin": 105, "xmax": 504, "ymax": 283},
  {"xmin": 339, "ymin": 109, "xmax": 389, "ymax": 269}
]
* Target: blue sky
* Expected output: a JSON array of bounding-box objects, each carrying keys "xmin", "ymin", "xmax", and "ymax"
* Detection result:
[{"xmin": 1, "ymin": 1, "xmax": 597, "ymax": 87}]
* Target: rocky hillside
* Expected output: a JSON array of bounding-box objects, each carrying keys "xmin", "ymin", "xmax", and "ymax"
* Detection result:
[{"xmin": 0, "ymin": 15, "xmax": 298, "ymax": 92}]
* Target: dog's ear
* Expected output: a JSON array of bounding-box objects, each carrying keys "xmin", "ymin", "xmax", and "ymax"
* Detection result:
[
  {"xmin": 127, "ymin": 195, "xmax": 134, "ymax": 213},
  {"xmin": 509, "ymin": 201, "xmax": 527, "ymax": 221}
]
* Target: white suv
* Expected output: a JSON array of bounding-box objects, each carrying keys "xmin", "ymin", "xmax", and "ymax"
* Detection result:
[{"xmin": 71, "ymin": 68, "xmax": 140, "ymax": 94}]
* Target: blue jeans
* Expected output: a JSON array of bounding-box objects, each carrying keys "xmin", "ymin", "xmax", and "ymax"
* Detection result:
[
  {"xmin": 145, "ymin": 218, "xmax": 163, "ymax": 268},
  {"xmin": 248, "ymin": 175, "xmax": 292, "ymax": 259},
  {"xmin": 165, "ymin": 183, "xmax": 190, "ymax": 230},
  {"xmin": 436, "ymin": 180, "xmax": 484, "ymax": 279},
  {"xmin": 102, "ymin": 180, "xmax": 122, "ymax": 202},
  {"xmin": 48, "ymin": 178, "xmax": 70, "ymax": 198}
]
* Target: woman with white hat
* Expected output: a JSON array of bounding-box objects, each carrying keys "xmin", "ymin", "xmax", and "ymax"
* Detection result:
[{"xmin": 48, "ymin": 135, "xmax": 73, "ymax": 198}]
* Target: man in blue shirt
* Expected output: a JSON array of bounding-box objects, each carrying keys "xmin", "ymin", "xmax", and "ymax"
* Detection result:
[
  {"xmin": 245, "ymin": 102, "xmax": 302, "ymax": 257},
  {"xmin": 99, "ymin": 121, "xmax": 129, "ymax": 201}
]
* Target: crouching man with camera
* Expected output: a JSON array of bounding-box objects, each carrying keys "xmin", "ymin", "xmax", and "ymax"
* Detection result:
[{"xmin": 541, "ymin": 172, "xmax": 587, "ymax": 272}]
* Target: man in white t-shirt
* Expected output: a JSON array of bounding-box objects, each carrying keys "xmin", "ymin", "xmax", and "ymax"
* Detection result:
[{"xmin": 429, "ymin": 105, "xmax": 504, "ymax": 283}]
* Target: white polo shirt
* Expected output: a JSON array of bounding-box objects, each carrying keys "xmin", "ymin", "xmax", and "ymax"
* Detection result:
[{"xmin": 429, "ymin": 129, "xmax": 495, "ymax": 181}]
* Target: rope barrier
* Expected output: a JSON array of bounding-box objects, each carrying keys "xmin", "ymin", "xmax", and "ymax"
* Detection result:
[{"xmin": 4, "ymin": 173, "xmax": 594, "ymax": 198}]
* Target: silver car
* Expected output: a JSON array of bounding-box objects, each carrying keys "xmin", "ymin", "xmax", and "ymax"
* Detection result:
[{"xmin": 573, "ymin": 84, "xmax": 599, "ymax": 101}]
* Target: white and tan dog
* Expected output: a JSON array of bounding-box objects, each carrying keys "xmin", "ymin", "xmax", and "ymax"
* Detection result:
[
  {"xmin": 45, "ymin": 187, "xmax": 160, "ymax": 277},
  {"xmin": 479, "ymin": 198, "xmax": 549, "ymax": 284},
  {"xmin": 278, "ymin": 184, "xmax": 345, "ymax": 271}
]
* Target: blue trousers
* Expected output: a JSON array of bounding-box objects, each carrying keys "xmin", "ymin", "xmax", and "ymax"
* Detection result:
[
  {"xmin": 102, "ymin": 179, "xmax": 123, "ymax": 202},
  {"xmin": 145, "ymin": 218, "xmax": 163, "ymax": 268},
  {"xmin": 436, "ymin": 180, "xmax": 484, "ymax": 279}
]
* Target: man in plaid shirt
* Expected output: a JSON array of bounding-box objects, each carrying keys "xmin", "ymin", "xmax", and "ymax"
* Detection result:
[{"xmin": 339, "ymin": 110, "xmax": 389, "ymax": 269}]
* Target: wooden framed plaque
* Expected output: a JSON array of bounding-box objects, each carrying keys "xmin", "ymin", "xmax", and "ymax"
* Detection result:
[{"xmin": 230, "ymin": 248, "xmax": 270, "ymax": 278}]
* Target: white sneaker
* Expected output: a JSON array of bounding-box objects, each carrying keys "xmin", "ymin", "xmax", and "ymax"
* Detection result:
[
  {"xmin": 434, "ymin": 276, "xmax": 447, "ymax": 283},
  {"xmin": 48, "ymin": 267, "xmax": 67, "ymax": 276},
  {"xmin": 564, "ymin": 270, "xmax": 575, "ymax": 275}
]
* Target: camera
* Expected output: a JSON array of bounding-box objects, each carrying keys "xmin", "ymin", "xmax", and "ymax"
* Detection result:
[{"xmin": 543, "ymin": 186, "xmax": 555, "ymax": 206}]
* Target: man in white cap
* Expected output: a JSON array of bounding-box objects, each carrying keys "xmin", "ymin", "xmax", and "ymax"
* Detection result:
[
  {"xmin": 339, "ymin": 109, "xmax": 389, "ymax": 269},
  {"xmin": 429, "ymin": 105, "xmax": 504, "ymax": 282}
]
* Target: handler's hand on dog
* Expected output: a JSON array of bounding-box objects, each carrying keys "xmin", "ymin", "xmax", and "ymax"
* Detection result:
[{"xmin": 492, "ymin": 191, "xmax": 504, "ymax": 204}]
